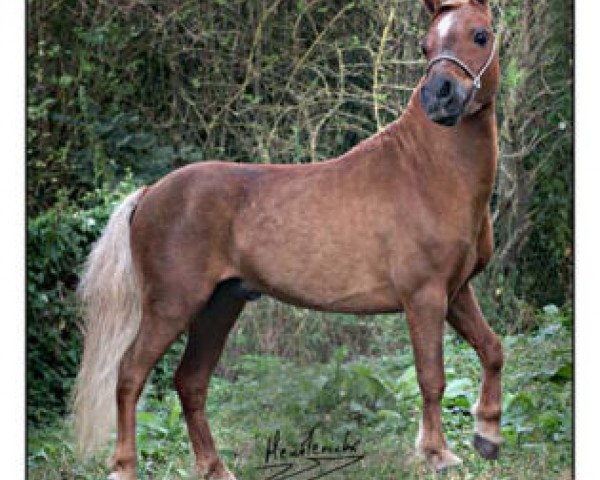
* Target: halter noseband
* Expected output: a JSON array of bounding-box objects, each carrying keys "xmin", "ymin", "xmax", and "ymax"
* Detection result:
[{"xmin": 425, "ymin": 36, "xmax": 497, "ymax": 91}]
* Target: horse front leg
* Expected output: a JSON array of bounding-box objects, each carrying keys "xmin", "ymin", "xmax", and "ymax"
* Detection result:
[
  {"xmin": 447, "ymin": 282, "xmax": 503, "ymax": 459},
  {"xmin": 405, "ymin": 284, "xmax": 462, "ymax": 472}
]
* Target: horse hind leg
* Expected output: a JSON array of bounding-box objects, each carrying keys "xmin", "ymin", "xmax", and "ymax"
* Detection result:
[
  {"xmin": 109, "ymin": 287, "xmax": 213, "ymax": 480},
  {"xmin": 447, "ymin": 283, "xmax": 504, "ymax": 460},
  {"xmin": 174, "ymin": 281, "xmax": 246, "ymax": 480}
]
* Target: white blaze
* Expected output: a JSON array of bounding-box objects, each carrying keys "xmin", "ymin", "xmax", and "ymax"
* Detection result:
[{"xmin": 436, "ymin": 12, "xmax": 456, "ymax": 41}]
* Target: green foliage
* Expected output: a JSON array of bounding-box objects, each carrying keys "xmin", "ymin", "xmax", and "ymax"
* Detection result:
[
  {"xmin": 500, "ymin": 309, "xmax": 572, "ymax": 449},
  {"xmin": 27, "ymin": 178, "xmax": 138, "ymax": 424},
  {"xmin": 492, "ymin": 0, "xmax": 573, "ymax": 307},
  {"xmin": 27, "ymin": 4, "xmax": 182, "ymax": 215},
  {"xmin": 28, "ymin": 308, "xmax": 572, "ymax": 479},
  {"xmin": 504, "ymin": 58, "xmax": 523, "ymax": 89},
  {"xmin": 222, "ymin": 300, "xmax": 408, "ymax": 366}
]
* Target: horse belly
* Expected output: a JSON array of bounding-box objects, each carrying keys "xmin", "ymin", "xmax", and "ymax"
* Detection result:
[
  {"xmin": 235, "ymin": 234, "xmax": 400, "ymax": 313},
  {"xmin": 268, "ymin": 282, "xmax": 402, "ymax": 314}
]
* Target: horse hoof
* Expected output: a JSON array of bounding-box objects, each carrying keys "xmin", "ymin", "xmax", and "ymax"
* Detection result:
[
  {"xmin": 474, "ymin": 433, "xmax": 500, "ymax": 460},
  {"xmin": 417, "ymin": 448, "xmax": 462, "ymax": 473}
]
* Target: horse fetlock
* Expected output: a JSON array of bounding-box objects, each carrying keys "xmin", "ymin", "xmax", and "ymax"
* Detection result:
[
  {"xmin": 473, "ymin": 415, "xmax": 503, "ymax": 445},
  {"xmin": 107, "ymin": 451, "xmax": 137, "ymax": 479},
  {"xmin": 472, "ymin": 402, "xmax": 502, "ymax": 459},
  {"xmin": 415, "ymin": 422, "xmax": 461, "ymax": 472},
  {"xmin": 471, "ymin": 399, "xmax": 501, "ymax": 420},
  {"xmin": 415, "ymin": 438, "xmax": 453, "ymax": 466},
  {"xmin": 471, "ymin": 401, "xmax": 502, "ymax": 445}
]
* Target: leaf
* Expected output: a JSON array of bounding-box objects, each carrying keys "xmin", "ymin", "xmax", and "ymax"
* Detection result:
[
  {"xmin": 167, "ymin": 398, "xmax": 182, "ymax": 428},
  {"xmin": 543, "ymin": 304, "xmax": 560, "ymax": 315},
  {"xmin": 505, "ymin": 58, "xmax": 524, "ymax": 88},
  {"xmin": 444, "ymin": 378, "xmax": 473, "ymax": 400},
  {"xmin": 377, "ymin": 409, "xmax": 403, "ymax": 420},
  {"xmin": 138, "ymin": 411, "xmax": 158, "ymax": 426},
  {"xmin": 395, "ymin": 366, "xmax": 420, "ymax": 398},
  {"xmin": 538, "ymin": 411, "xmax": 562, "ymax": 436},
  {"xmin": 350, "ymin": 363, "xmax": 374, "ymax": 378},
  {"xmin": 334, "ymin": 345, "xmax": 349, "ymax": 363},
  {"xmin": 549, "ymin": 362, "xmax": 572, "ymax": 383},
  {"xmin": 58, "ymin": 75, "xmax": 73, "ymax": 87},
  {"xmin": 444, "ymin": 395, "xmax": 470, "ymax": 409},
  {"xmin": 537, "ymin": 323, "xmax": 561, "ymax": 338},
  {"xmin": 116, "ymin": 134, "xmax": 132, "ymax": 148},
  {"xmin": 350, "ymin": 364, "xmax": 393, "ymax": 397},
  {"xmin": 505, "ymin": 391, "xmax": 535, "ymax": 416}
]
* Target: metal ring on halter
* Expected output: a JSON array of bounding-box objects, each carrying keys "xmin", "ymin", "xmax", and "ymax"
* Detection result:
[{"xmin": 426, "ymin": 36, "xmax": 497, "ymax": 91}]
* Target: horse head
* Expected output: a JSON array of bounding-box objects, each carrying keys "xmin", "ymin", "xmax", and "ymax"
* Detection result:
[{"xmin": 419, "ymin": 0, "xmax": 500, "ymax": 126}]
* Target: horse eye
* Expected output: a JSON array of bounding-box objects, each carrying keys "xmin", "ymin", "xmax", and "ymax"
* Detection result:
[{"xmin": 474, "ymin": 30, "xmax": 488, "ymax": 47}]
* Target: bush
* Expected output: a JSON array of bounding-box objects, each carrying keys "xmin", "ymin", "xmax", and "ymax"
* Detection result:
[{"xmin": 27, "ymin": 179, "xmax": 137, "ymax": 424}]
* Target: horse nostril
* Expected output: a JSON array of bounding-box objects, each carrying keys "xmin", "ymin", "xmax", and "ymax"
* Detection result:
[{"xmin": 437, "ymin": 79, "xmax": 452, "ymax": 99}]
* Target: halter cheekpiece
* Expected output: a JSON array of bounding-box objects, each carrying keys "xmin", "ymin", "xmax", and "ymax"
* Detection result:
[{"xmin": 426, "ymin": 36, "xmax": 497, "ymax": 90}]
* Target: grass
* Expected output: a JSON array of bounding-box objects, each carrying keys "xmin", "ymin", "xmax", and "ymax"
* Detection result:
[{"xmin": 27, "ymin": 307, "xmax": 572, "ymax": 480}]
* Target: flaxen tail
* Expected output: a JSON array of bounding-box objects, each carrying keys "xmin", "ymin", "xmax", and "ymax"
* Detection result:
[{"xmin": 73, "ymin": 188, "xmax": 146, "ymax": 457}]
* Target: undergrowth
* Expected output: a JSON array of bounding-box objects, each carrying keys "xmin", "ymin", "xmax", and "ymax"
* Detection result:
[{"xmin": 28, "ymin": 306, "xmax": 572, "ymax": 480}]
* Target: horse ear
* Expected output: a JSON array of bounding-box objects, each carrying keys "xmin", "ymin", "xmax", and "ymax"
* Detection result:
[{"xmin": 422, "ymin": 0, "xmax": 438, "ymax": 14}]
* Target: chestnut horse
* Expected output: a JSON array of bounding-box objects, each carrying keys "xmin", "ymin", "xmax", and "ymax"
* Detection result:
[{"xmin": 74, "ymin": 0, "xmax": 503, "ymax": 477}]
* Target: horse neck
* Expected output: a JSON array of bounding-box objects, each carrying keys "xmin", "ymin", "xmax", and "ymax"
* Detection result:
[{"xmin": 391, "ymin": 83, "xmax": 498, "ymax": 201}]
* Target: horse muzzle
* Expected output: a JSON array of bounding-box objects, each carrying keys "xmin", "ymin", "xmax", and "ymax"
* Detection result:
[{"xmin": 420, "ymin": 74, "xmax": 470, "ymax": 127}]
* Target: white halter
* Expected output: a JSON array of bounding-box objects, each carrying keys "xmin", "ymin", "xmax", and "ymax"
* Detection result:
[{"xmin": 426, "ymin": 36, "xmax": 497, "ymax": 91}]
